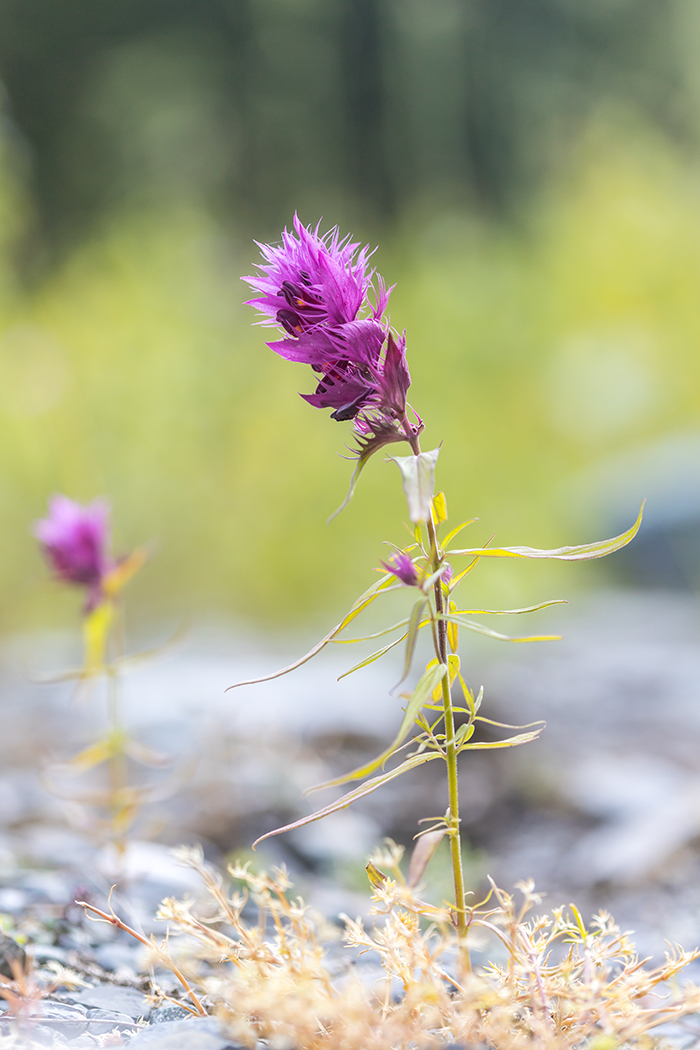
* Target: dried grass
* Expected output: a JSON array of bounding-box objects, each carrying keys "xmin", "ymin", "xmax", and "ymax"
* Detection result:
[{"xmin": 131, "ymin": 843, "xmax": 700, "ymax": 1049}]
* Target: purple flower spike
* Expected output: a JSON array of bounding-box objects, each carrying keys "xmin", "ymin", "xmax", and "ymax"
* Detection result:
[
  {"xmin": 34, "ymin": 496, "xmax": 114, "ymax": 610},
  {"xmin": 382, "ymin": 552, "xmax": 419, "ymax": 587},
  {"xmin": 245, "ymin": 217, "xmax": 423, "ymax": 502},
  {"xmin": 244, "ymin": 213, "xmax": 386, "ymax": 334}
]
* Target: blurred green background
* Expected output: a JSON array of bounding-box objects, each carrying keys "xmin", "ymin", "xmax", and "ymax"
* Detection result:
[{"xmin": 1, "ymin": 0, "xmax": 700, "ymax": 632}]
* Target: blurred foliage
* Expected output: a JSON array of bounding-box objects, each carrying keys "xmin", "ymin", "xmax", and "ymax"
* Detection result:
[
  {"xmin": 0, "ymin": 1, "xmax": 700, "ymax": 631},
  {"xmin": 0, "ymin": 0, "xmax": 691, "ymax": 253},
  {"xmin": 1, "ymin": 112, "xmax": 700, "ymax": 632}
]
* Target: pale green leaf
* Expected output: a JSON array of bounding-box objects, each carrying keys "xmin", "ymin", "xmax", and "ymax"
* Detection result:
[
  {"xmin": 452, "ymin": 599, "xmax": 567, "ymax": 616},
  {"xmin": 226, "ymin": 574, "xmax": 399, "ymax": 691},
  {"xmin": 441, "ymin": 519, "xmax": 479, "ymax": 549},
  {"xmin": 391, "ymin": 448, "xmax": 441, "ymax": 523},
  {"xmin": 439, "ymin": 614, "xmax": 561, "ymax": 643},
  {"xmin": 402, "ymin": 598, "xmax": 429, "ymax": 680},
  {"xmin": 458, "ymin": 728, "xmax": 543, "ymax": 751},
  {"xmin": 253, "ymin": 751, "xmax": 444, "ymax": 848},
  {"xmin": 330, "ymin": 618, "xmax": 410, "ymax": 644},
  {"xmin": 337, "ymin": 631, "xmax": 409, "ymax": 680},
  {"xmin": 448, "ymin": 502, "xmax": 645, "ymax": 561},
  {"xmin": 306, "ymin": 662, "xmax": 446, "ymax": 794}
]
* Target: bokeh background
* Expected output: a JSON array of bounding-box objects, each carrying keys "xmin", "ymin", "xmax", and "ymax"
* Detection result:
[
  {"xmin": 1, "ymin": 2, "xmax": 700, "ymax": 957},
  {"xmin": 2, "ymin": 0, "xmax": 700, "ymax": 633}
]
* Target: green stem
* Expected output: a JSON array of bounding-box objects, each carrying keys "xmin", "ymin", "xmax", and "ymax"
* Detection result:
[
  {"xmin": 405, "ymin": 418, "xmax": 468, "ymax": 948},
  {"xmin": 107, "ymin": 605, "xmax": 128, "ymax": 854}
]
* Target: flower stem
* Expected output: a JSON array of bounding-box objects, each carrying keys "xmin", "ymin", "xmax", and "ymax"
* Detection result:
[{"xmin": 407, "ymin": 417, "xmax": 468, "ymax": 950}]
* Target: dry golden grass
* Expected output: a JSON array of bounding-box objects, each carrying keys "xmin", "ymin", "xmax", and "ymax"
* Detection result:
[{"xmin": 123, "ymin": 842, "xmax": 700, "ymax": 1049}]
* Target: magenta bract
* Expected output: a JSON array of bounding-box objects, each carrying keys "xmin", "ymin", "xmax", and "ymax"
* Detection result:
[
  {"xmin": 244, "ymin": 216, "xmax": 422, "ymax": 467},
  {"xmin": 34, "ymin": 496, "xmax": 113, "ymax": 609},
  {"xmin": 381, "ymin": 553, "xmax": 419, "ymax": 587}
]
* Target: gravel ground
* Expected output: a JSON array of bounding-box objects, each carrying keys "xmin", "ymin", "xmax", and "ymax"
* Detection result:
[{"xmin": 0, "ymin": 587, "xmax": 699, "ymax": 1046}]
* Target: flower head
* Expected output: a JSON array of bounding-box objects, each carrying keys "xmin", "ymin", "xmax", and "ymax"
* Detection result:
[
  {"xmin": 34, "ymin": 496, "xmax": 113, "ymax": 610},
  {"xmin": 244, "ymin": 218, "xmax": 423, "ymax": 506},
  {"xmin": 381, "ymin": 552, "xmax": 419, "ymax": 587},
  {"xmin": 244, "ymin": 213, "xmax": 388, "ymax": 335}
]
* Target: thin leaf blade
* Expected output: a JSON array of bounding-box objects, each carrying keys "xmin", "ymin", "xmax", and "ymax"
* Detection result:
[{"xmin": 448, "ymin": 502, "xmax": 644, "ymax": 561}]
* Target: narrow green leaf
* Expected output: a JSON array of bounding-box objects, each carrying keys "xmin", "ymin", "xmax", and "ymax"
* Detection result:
[
  {"xmin": 439, "ymin": 614, "xmax": 561, "ymax": 643},
  {"xmin": 448, "ymin": 502, "xmax": 645, "ymax": 561},
  {"xmin": 474, "ymin": 716, "xmax": 545, "ymax": 730},
  {"xmin": 402, "ymin": 598, "xmax": 429, "ymax": 680},
  {"xmin": 442, "ymin": 519, "xmax": 479, "ymax": 549},
  {"xmin": 330, "ymin": 618, "xmax": 410, "ymax": 645},
  {"xmin": 226, "ymin": 574, "xmax": 399, "ymax": 691},
  {"xmin": 452, "ymin": 599, "xmax": 567, "ymax": 616},
  {"xmin": 448, "ymin": 557, "xmax": 480, "ymax": 591},
  {"xmin": 454, "ymin": 723, "xmax": 475, "ymax": 747},
  {"xmin": 253, "ymin": 751, "xmax": 444, "ymax": 848},
  {"xmin": 458, "ymin": 728, "xmax": 543, "ymax": 751},
  {"xmin": 327, "ymin": 459, "xmax": 366, "ymax": 524},
  {"xmin": 337, "ymin": 631, "xmax": 408, "ymax": 680},
  {"xmin": 306, "ymin": 662, "xmax": 446, "ymax": 794}
]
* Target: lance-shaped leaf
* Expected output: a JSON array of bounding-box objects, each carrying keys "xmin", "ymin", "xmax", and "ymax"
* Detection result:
[
  {"xmin": 457, "ymin": 727, "xmax": 544, "ymax": 751},
  {"xmin": 337, "ymin": 630, "xmax": 409, "ymax": 680},
  {"xmin": 452, "ymin": 599, "xmax": 567, "ymax": 616},
  {"xmin": 448, "ymin": 502, "xmax": 644, "ymax": 561},
  {"xmin": 306, "ymin": 661, "xmax": 447, "ymax": 794},
  {"xmin": 391, "ymin": 448, "xmax": 441, "ymax": 523},
  {"xmin": 226, "ymin": 573, "xmax": 399, "ymax": 691},
  {"xmin": 253, "ymin": 750, "xmax": 443, "ymax": 849},
  {"xmin": 401, "ymin": 597, "xmax": 429, "ymax": 681},
  {"xmin": 438, "ymin": 614, "xmax": 561, "ymax": 643},
  {"xmin": 441, "ymin": 518, "xmax": 479, "ymax": 549}
]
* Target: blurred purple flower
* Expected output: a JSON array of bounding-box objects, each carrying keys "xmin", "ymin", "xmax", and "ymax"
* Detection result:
[
  {"xmin": 442, "ymin": 562, "xmax": 453, "ymax": 586},
  {"xmin": 34, "ymin": 496, "xmax": 113, "ymax": 610},
  {"xmin": 381, "ymin": 552, "xmax": 419, "ymax": 587}
]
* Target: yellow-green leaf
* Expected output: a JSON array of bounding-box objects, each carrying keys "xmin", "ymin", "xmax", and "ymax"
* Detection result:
[
  {"xmin": 439, "ymin": 614, "xmax": 561, "ymax": 643},
  {"xmin": 448, "ymin": 502, "xmax": 644, "ymax": 561},
  {"xmin": 432, "ymin": 491, "xmax": 448, "ymax": 525},
  {"xmin": 306, "ymin": 661, "xmax": 447, "ymax": 794},
  {"xmin": 253, "ymin": 751, "xmax": 443, "ymax": 849},
  {"xmin": 83, "ymin": 602, "xmax": 114, "ymax": 672},
  {"xmin": 226, "ymin": 574, "xmax": 399, "ymax": 691},
  {"xmin": 442, "ymin": 519, "xmax": 479, "ymax": 549}
]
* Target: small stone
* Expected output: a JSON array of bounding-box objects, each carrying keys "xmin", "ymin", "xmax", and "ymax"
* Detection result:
[
  {"xmin": 151, "ymin": 1004, "xmax": 192, "ymax": 1024},
  {"xmin": 125, "ymin": 1016, "xmax": 238, "ymax": 1049},
  {"xmin": 85, "ymin": 1007, "xmax": 139, "ymax": 1036},
  {"xmin": 35, "ymin": 1000, "xmax": 88, "ymax": 1037},
  {"xmin": 67, "ymin": 985, "xmax": 152, "ymax": 1021},
  {"xmin": 0, "ymin": 931, "xmax": 27, "ymax": 978},
  {"xmin": 94, "ymin": 940, "xmax": 142, "ymax": 972}
]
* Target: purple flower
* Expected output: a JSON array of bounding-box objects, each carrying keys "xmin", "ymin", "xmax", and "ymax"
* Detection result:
[
  {"xmin": 381, "ymin": 552, "xmax": 419, "ymax": 587},
  {"xmin": 244, "ymin": 217, "xmax": 423, "ymax": 475},
  {"xmin": 442, "ymin": 562, "xmax": 453, "ymax": 586},
  {"xmin": 244, "ymin": 213, "xmax": 389, "ymax": 335},
  {"xmin": 34, "ymin": 496, "xmax": 113, "ymax": 610}
]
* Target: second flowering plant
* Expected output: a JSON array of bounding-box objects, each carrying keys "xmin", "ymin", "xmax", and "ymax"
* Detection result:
[{"xmin": 235, "ymin": 215, "xmax": 643, "ymax": 950}]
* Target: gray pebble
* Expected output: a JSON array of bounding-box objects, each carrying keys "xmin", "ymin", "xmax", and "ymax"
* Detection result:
[
  {"xmin": 125, "ymin": 1015, "xmax": 241, "ymax": 1049},
  {"xmin": 34, "ymin": 1000, "xmax": 88, "ymax": 1037},
  {"xmin": 94, "ymin": 940, "xmax": 142, "ymax": 972},
  {"xmin": 67, "ymin": 984, "xmax": 152, "ymax": 1021},
  {"xmin": 85, "ymin": 1006, "xmax": 139, "ymax": 1035},
  {"xmin": 0, "ymin": 931, "xmax": 27, "ymax": 978},
  {"xmin": 151, "ymin": 1004, "xmax": 192, "ymax": 1024}
]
